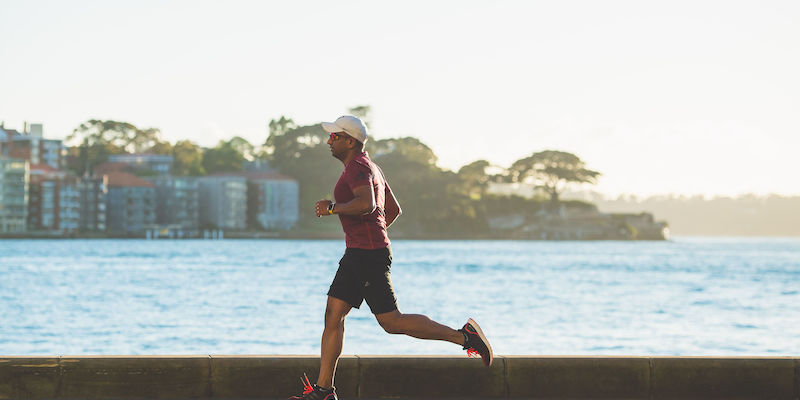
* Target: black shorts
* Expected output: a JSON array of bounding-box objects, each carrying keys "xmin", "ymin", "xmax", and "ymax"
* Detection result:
[{"xmin": 327, "ymin": 246, "xmax": 398, "ymax": 314}]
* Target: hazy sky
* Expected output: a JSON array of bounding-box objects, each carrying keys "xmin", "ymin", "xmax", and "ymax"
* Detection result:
[{"xmin": 2, "ymin": 1, "xmax": 798, "ymax": 197}]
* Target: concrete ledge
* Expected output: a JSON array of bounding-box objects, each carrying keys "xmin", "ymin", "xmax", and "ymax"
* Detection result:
[
  {"xmin": 0, "ymin": 356, "xmax": 797, "ymax": 399},
  {"xmin": 651, "ymin": 357, "xmax": 796, "ymax": 400},
  {"xmin": 58, "ymin": 356, "xmax": 210, "ymax": 399},
  {"xmin": 506, "ymin": 356, "xmax": 651, "ymax": 399},
  {"xmin": 358, "ymin": 356, "xmax": 506, "ymax": 398},
  {"xmin": 208, "ymin": 356, "xmax": 358, "ymax": 399},
  {"xmin": 0, "ymin": 357, "xmax": 60, "ymax": 399}
]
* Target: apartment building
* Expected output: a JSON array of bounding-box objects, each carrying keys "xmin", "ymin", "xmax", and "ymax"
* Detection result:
[
  {"xmin": 108, "ymin": 154, "xmax": 173, "ymax": 176},
  {"xmin": 78, "ymin": 175, "xmax": 107, "ymax": 232},
  {"xmin": 198, "ymin": 175, "xmax": 247, "ymax": 230},
  {"xmin": 105, "ymin": 172, "xmax": 156, "ymax": 235},
  {"xmin": 27, "ymin": 165, "xmax": 78, "ymax": 232},
  {"xmin": 0, "ymin": 123, "xmax": 65, "ymax": 170},
  {"xmin": 246, "ymin": 172, "xmax": 299, "ymax": 230},
  {"xmin": 0, "ymin": 157, "xmax": 29, "ymax": 233},
  {"xmin": 147, "ymin": 176, "xmax": 199, "ymax": 231}
]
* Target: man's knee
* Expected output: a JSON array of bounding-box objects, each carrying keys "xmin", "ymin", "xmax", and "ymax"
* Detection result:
[
  {"xmin": 324, "ymin": 297, "xmax": 351, "ymax": 325},
  {"xmin": 324, "ymin": 310, "xmax": 349, "ymax": 332},
  {"xmin": 325, "ymin": 309, "xmax": 345, "ymax": 328}
]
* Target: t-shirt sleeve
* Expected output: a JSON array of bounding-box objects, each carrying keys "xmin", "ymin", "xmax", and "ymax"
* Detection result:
[{"xmin": 347, "ymin": 162, "xmax": 373, "ymax": 191}]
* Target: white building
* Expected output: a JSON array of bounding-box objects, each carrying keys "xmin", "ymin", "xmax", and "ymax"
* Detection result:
[{"xmin": 246, "ymin": 172, "xmax": 299, "ymax": 230}]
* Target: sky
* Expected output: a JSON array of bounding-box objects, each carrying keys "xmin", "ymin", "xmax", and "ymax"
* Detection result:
[{"xmin": 1, "ymin": 0, "xmax": 798, "ymax": 197}]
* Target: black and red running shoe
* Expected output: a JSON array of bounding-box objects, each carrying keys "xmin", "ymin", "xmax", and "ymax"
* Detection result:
[
  {"xmin": 459, "ymin": 318, "xmax": 493, "ymax": 367},
  {"xmin": 287, "ymin": 373, "xmax": 337, "ymax": 400}
]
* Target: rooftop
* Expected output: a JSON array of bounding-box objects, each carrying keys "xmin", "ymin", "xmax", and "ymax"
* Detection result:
[{"xmin": 105, "ymin": 172, "xmax": 156, "ymax": 188}]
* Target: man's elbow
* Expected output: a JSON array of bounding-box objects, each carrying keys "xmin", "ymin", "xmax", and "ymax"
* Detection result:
[{"xmin": 362, "ymin": 200, "xmax": 377, "ymax": 214}]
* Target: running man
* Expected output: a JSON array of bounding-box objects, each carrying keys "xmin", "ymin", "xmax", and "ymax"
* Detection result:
[{"xmin": 288, "ymin": 115, "xmax": 492, "ymax": 400}]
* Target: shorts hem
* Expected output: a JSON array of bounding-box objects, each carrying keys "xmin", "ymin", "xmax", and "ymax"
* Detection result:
[
  {"xmin": 370, "ymin": 304, "xmax": 398, "ymax": 315},
  {"xmin": 327, "ymin": 292, "xmax": 361, "ymax": 309}
]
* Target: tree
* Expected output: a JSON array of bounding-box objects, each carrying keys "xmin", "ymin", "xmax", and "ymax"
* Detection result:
[
  {"xmin": 147, "ymin": 140, "xmax": 173, "ymax": 156},
  {"xmin": 66, "ymin": 119, "xmax": 170, "ymax": 175},
  {"xmin": 172, "ymin": 140, "xmax": 205, "ymax": 176},
  {"xmin": 509, "ymin": 150, "xmax": 600, "ymax": 204},
  {"xmin": 228, "ymin": 136, "xmax": 256, "ymax": 161},
  {"xmin": 67, "ymin": 120, "xmax": 136, "ymax": 148},
  {"xmin": 458, "ymin": 160, "xmax": 491, "ymax": 199},
  {"xmin": 66, "ymin": 120, "xmax": 131, "ymax": 175},
  {"xmin": 202, "ymin": 139, "xmax": 246, "ymax": 174},
  {"xmin": 128, "ymin": 127, "xmax": 165, "ymax": 154},
  {"xmin": 67, "ymin": 120, "xmax": 166, "ymax": 153},
  {"xmin": 370, "ymin": 137, "xmax": 438, "ymax": 166},
  {"xmin": 268, "ymin": 116, "xmax": 297, "ymax": 139},
  {"xmin": 348, "ymin": 105, "xmax": 372, "ymax": 128},
  {"xmin": 370, "ymin": 137, "xmax": 483, "ymax": 235},
  {"xmin": 268, "ymin": 123, "xmax": 341, "ymax": 226}
]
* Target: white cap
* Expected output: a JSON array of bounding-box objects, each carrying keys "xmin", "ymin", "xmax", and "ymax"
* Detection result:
[{"xmin": 321, "ymin": 115, "xmax": 368, "ymax": 143}]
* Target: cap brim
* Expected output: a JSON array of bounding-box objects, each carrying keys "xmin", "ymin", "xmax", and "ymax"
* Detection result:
[{"xmin": 321, "ymin": 122, "xmax": 340, "ymax": 133}]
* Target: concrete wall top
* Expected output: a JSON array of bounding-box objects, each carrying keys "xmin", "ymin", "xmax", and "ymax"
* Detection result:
[{"xmin": 0, "ymin": 356, "xmax": 797, "ymax": 399}]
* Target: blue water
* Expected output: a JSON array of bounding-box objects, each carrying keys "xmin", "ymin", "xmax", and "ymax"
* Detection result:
[{"xmin": 1, "ymin": 238, "xmax": 798, "ymax": 356}]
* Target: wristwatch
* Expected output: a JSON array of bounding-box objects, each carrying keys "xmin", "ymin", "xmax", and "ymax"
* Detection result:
[{"xmin": 327, "ymin": 203, "xmax": 335, "ymax": 215}]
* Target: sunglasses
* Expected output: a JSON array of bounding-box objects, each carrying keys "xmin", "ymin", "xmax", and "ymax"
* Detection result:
[{"xmin": 329, "ymin": 132, "xmax": 351, "ymax": 141}]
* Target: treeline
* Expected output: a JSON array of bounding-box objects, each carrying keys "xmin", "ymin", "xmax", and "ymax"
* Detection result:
[
  {"xmin": 66, "ymin": 112, "xmax": 601, "ymax": 236},
  {"xmin": 66, "ymin": 120, "xmax": 260, "ymax": 177},
  {"xmin": 595, "ymin": 194, "xmax": 800, "ymax": 236}
]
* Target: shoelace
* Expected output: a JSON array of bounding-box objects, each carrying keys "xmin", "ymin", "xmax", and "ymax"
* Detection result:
[
  {"xmin": 462, "ymin": 326, "xmax": 481, "ymax": 358},
  {"xmin": 300, "ymin": 373, "xmax": 314, "ymax": 395},
  {"xmin": 466, "ymin": 347, "xmax": 481, "ymax": 358}
]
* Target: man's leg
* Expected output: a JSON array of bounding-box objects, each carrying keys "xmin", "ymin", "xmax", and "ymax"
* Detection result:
[
  {"xmin": 375, "ymin": 310, "xmax": 465, "ymax": 345},
  {"xmin": 318, "ymin": 296, "xmax": 352, "ymax": 389}
]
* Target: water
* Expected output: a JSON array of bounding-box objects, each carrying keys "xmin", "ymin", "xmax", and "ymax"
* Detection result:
[{"xmin": 1, "ymin": 238, "xmax": 798, "ymax": 356}]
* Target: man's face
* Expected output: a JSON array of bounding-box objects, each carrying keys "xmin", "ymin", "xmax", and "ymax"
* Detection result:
[{"xmin": 327, "ymin": 131, "xmax": 354, "ymax": 160}]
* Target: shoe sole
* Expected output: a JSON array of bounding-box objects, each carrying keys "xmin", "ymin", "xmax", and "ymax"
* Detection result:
[{"xmin": 468, "ymin": 318, "xmax": 493, "ymax": 367}]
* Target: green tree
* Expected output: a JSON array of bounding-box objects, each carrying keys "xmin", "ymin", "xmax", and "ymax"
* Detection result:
[
  {"xmin": 66, "ymin": 119, "xmax": 170, "ymax": 175},
  {"xmin": 66, "ymin": 120, "xmax": 131, "ymax": 175},
  {"xmin": 147, "ymin": 140, "xmax": 173, "ymax": 155},
  {"xmin": 267, "ymin": 123, "xmax": 341, "ymax": 226},
  {"xmin": 509, "ymin": 150, "xmax": 600, "ymax": 204},
  {"xmin": 370, "ymin": 137, "xmax": 438, "ymax": 166},
  {"xmin": 458, "ymin": 160, "xmax": 491, "ymax": 199},
  {"xmin": 260, "ymin": 116, "xmax": 297, "ymax": 160},
  {"xmin": 268, "ymin": 116, "xmax": 297, "ymax": 139},
  {"xmin": 228, "ymin": 136, "xmax": 256, "ymax": 161},
  {"xmin": 173, "ymin": 140, "xmax": 206, "ymax": 176},
  {"xmin": 128, "ymin": 127, "xmax": 165, "ymax": 154},
  {"xmin": 370, "ymin": 137, "xmax": 482, "ymax": 235},
  {"xmin": 202, "ymin": 139, "xmax": 246, "ymax": 174},
  {"xmin": 67, "ymin": 120, "xmax": 136, "ymax": 148},
  {"xmin": 348, "ymin": 105, "xmax": 372, "ymax": 128}
]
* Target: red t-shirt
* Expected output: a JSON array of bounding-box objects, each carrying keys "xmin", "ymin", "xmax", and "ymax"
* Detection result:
[{"xmin": 334, "ymin": 152, "xmax": 392, "ymax": 249}]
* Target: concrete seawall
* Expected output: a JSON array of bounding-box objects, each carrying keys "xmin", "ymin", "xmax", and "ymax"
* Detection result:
[{"xmin": 1, "ymin": 356, "xmax": 798, "ymax": 399}]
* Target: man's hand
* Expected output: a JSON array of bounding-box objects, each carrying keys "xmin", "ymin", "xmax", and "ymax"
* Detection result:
[{"xmin": 315, "ymin": 199, "xmax": 333, "ymax": 217}]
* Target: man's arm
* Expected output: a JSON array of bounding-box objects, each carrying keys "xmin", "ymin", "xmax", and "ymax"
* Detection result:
[
  {"xmin": 384, "ymin": 186, "xmax": 402, "ymax": 228},
  {"xmin": 315, "ymin": 185, "xmax": 375, "ymax": 217}
]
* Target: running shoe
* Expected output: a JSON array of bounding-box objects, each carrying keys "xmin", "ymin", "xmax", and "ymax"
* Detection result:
[
  {"xmin": 459, "ymin": 318, "xmax": 493, "ymax": 367},
  {"xmin": 287, "ymin": 373, "xmax": 337, "ymax": 400}
]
